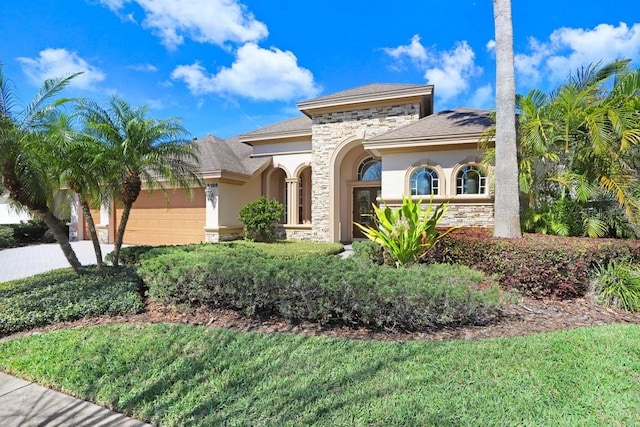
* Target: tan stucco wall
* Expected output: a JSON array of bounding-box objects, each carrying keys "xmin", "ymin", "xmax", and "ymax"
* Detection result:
[
  {"xmin": 252, "ymin": 139, "xmax": 311, "ymax": 156},
  {"xmin": 381, "ymin": 149, "xmax": 486, "ymax": 199}
]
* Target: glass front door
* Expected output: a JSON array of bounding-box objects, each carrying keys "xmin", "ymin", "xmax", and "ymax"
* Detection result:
[{"xmin": 353, "ymin": 187, "xmax": 381, "ymax": 239}]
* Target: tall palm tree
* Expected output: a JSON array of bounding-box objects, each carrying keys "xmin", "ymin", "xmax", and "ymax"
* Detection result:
[
  {"xmin": 0, "ymin": 65, "xmax": 84, "ymax": 273},
  {"xmin": 78, "ymin": 96, "xmax": 201, "ymax": 266},
  {"xmin": 492, "ymin": 0, "xmax": 522, "ymax": 238}
]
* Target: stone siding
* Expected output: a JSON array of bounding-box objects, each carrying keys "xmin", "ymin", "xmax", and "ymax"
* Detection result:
[
  {"xmin": 439, "ymin": 203, "xmax": 495, "ymax": 228},
  {"xmin": 311, "ymin": 103, "xmax": 421, "ymax": 241},
  {"xmin": 205, "ymin": 229, "xmax": 243, "ymax": 242},
  {"xmin": 284, "ymin": 227, "xmax": 314, "ymax": 241}
]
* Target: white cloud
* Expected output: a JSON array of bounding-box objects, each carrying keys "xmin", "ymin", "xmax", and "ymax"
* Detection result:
[
  {"xmin": 383, "ymin": 34, "xmax": 427, "ymax": 68},
  {"xmin": 516, "ymin": 22, "xmax": 640, "ymax": 86},
  {"xmin": 100, "ymin": 0, "xmax": 268, "ymax": 50},
  {"xmin": 469, "ymin": 84, "xmax": 493, "ymax": 108},
  {"xmin": 127, "ymin": 63, "xmax": 158, "ymax": 72},
  {"xmin": 98, "ymin": 0, "xmax": 127, "ymax": 12},
  {"xmin": 486, "ymin": 40, "xmax": 496, "ymax": 53},
  {"xmin": 424, "ymin": 41, "xmax": 481, "ymax": 102},
  {"xmin": 383, "ymin": 36, "xmax": 482, "ymax": 104},
  {"xmin": 17, "ymin": 48, "xmax": 106, "ymax": 90},
  {"xmin": 171, "ymin": 43, "xmax": 321, "ymax": 102}
]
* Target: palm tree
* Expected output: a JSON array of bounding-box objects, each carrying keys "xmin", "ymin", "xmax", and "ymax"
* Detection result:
[
  {"xmin": 49, "ymin": 113, "xmax": 108, "ymax": 267},
  {"xmin": 518, "ymin": 60, "xmax": 640, "ymax": 237},
  {"xmin": 78, "ymin": 96, "xmax": 201, "ymax": 267},
  {"xmin": 492, "ymin": 0, "xmax": 522, "ymax": 238},
  {"xmin": 0, "ymin": 65, "xmax": 84, "ymax": 273}
]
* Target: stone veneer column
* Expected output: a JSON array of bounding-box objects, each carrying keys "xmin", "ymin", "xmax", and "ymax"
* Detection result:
[{"xmin": 310, "ymin": 103, "xmax": 421, "ymax": 241}]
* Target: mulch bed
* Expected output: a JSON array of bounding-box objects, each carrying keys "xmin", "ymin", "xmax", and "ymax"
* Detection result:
[{"xmin": 3, "ymin": 296, "xmax": 640, "ymax": 343}]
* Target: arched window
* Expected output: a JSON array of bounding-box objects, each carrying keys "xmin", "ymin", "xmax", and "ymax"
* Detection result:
[
  {"xmin": 410, "ymin": 167, "xmax": 439, "ymax": 195},
  {"xmin": 456, "ymin": 165, "xmax": 487, "ymax": 195},
  {"xmin": 357, "ymin": 157, "xmax": 381, "ymax": 181}
]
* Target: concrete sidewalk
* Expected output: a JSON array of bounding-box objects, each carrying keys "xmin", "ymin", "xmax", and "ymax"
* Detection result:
[
  {"xmin": 1, "ymin": 242, "xmax": 153, "ymax": 425},
  {"xmin": 0, "ymin": 241, "xmax": 116, "ymax": 282},
  {"xmin": 0, "ymin": 372, "xmax": 152, "ymax": 427}
]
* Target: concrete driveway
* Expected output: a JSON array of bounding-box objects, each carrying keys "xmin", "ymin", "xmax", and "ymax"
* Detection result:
[{"xmin": 0, "ymin": 241, "xmax": 115, "ymax": 282}]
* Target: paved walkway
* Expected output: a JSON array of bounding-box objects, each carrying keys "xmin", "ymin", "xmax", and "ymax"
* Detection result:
[
  {"xmin": 0, "ymin": 241, "xmax": 115, "ymax": 282},
  {"xmin": 0, "ymin": 242, "xmax": 153, "ymax": 426},
  {"xmin": 0, "ymin": 373, "xmax": 152, "ymax": 426}
]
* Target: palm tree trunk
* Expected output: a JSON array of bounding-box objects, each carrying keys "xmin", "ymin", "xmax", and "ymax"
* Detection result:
[
  {"xmin": 79, "ymin": 198, "xmax": 104, "ymax": 268},
  {"xmin": 36, "ymin": 208, "xmax": 84, "ymax": 274},
  {"xmin": 111, "ymin": 202, "xmax": 132, "ymax": 267},
  {"xmin": 492, "ymin": 0, "xmax": 522, "ymax": 238}
]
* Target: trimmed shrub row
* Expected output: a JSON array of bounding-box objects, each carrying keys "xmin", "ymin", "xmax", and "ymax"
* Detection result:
[
  {"xmin": 138, "ymin": 245, "xmax": 501, "ymax": 331},
  {"xmin": 422, "ymin": 228, "xmax": 640, "ymax": 299},
  {"xmin": 0, "ymin": 221, "xmax": 58, "ymax": 249},
  {"xmin": 0, "ymin": 267, "xmax": 145, "ymax": 337}
]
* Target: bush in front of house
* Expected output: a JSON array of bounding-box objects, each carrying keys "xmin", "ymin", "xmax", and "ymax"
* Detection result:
[
  {"xmin": 0, "ymin": 267, "xmax": 145, "ymax": 337},
  {"xmin": 0, "ymin": 220, "xmax": 62, "ymax": 249},
  {"xmin": 592, "ymin": 260, "xmax": 640, "ymax": 312},
  {"xmin": 421, "ymin": 228, "xmax": 640, "ymax": 299},
  {"xmin": 238, "ymin": 196, "xmax": 285, "ymax": 243},
  {"xmin": 0, "ymin": 226, "xmax": 17, "ymax": 248},
  {"xmin": 138, "ymin": 244, "xmax": 501, "ymax": 331}
]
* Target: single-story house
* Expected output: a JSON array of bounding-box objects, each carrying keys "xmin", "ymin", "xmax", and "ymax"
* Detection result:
[{"xmin": 70, "ymin": 83, "xmax": 494, "ymax": 245}]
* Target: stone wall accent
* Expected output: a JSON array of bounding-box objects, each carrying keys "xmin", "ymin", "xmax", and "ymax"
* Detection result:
[
  {"xmin": 205, "ymin": 228, "xmax": 243, "ymax": 242},
  {"xmin": 438, "ymin": 203, "xmax": 495, "ymax": 228},
  {"xmin": 311, "ymin": 103, "xmax": 421, "ymax": 241},
  {"xmin": 284, "ymin": 227, "xmax": 314, "ymax": 241},
  {"xmin": 97, "ymin": 225, "xmax": 110, "ymax": 244}
]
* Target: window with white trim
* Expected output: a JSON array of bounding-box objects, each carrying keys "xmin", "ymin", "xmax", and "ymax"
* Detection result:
[
  {"xmin": 456, "ymin": 165, "xmax": 486, "ymax": 195},
  {"xmin": 410, "ymin": 167, "xmax": 439, "ymax": 196}
]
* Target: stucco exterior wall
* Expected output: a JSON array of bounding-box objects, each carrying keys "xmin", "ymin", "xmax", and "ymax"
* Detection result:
[
  {"xmin": 310, "ymin": 103, "xmax": 421, "ymax": 242},
  {"xmin": 381, "ymin": 149, "xmax": 486, "ymax": 199},
  {"xmin": 205, "ymin": 175, "xmax": 262, "ymax": 242}
]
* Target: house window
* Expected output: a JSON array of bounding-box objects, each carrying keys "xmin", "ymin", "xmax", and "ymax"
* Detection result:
[
  {"xmin": 456, "ymin": 165, "xmax": 487, "ymax": 195},
  {"xmin": 357, "ymin": 158, "xmax": 381, "ymax": 181},
  {"xmin": 410, "ymin": 167, "xmax": 439, "ymax": 196}
]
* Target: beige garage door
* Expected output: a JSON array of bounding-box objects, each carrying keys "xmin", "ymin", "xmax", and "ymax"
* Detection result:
[{"xmin": 115, "ymin": 189, "xmax": 206, "ymax": 245}]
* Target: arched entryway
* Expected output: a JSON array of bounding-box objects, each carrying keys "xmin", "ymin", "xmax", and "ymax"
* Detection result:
[{"xmin": 330, "ymin": 137, "xmax": 381, "ymax": 242}]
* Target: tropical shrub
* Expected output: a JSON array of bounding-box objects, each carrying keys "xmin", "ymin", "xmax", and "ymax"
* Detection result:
[
  {"xmin": 0, "ymin": 226, "xmax": 17, "ymax": 248},
  {"xmin": 423, "ymin": 228, "xmax": 640, "ymax": 299},
  {"xmin": 0, "ymin": 221, "xmax": 61, "ymax": 249},
  {"xmin": 592, "ymin": 260, "xmax": 640, "ymax": 312},
  {"xmin": 138, "ymin": 244, "xmax": 501, "ymax": 331},
  {"xmin": 239, "ymin": 196, "xmax": 285, "ymax": 243},
  {"xmin": 354, "ymin": 196, "xmax": 457, "ymax": 267},
  {"xmin": 0, "ymin": 267, "xmax": 145, "ymax": 336}
]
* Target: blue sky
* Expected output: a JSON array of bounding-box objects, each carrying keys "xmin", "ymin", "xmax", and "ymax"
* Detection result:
[{"xmin": 1, "ymin": 0, "xmax": 639, "ymax": 138}]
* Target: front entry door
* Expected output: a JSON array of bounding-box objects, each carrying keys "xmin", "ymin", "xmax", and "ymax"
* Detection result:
[{"xmin": 352, "ymin": 187, "xmax": 381, "ymax": 239}]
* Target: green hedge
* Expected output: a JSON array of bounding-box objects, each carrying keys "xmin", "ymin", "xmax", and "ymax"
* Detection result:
[
  {"xmin": 138, "ymin": 245, "xmax": 501, "ymax": 331},
  {"xmin": 0, "ymin": 267, "xmax": 145, "ymax": 337},
  {"xmin": 422, "ymin": 228, "xmax": 640, "ymax": 299},
  {"xmin": 0, "ymin": 221, "xmax": 59, "ymax": 249}
]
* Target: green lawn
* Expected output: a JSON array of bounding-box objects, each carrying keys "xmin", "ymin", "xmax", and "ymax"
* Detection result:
[{"xmin": 1, "ymin": 323, "xmax": 638, "ymax": 426}]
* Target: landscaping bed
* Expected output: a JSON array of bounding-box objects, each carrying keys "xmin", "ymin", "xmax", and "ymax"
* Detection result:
[{"xmin": 4, "ymin": 292, "xmax": 639, "ymax": 344}]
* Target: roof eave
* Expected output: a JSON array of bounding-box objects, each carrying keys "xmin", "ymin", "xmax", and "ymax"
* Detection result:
[
  {"xmin": 297, "ymin": 85, "xmax": 434, "ymax": 116},
  {"xmin": 238, "ymin": 130, "xmax": 312, "ymax": 145}
]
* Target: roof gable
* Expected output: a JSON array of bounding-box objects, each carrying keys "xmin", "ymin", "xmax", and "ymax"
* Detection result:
[{"xmin": 297, "ymin": 83, "xmax": 434, "ymax": 117}]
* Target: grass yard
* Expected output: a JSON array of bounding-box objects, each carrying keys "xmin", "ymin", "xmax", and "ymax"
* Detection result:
[{"xmin": 1, "ymin": 323, "xmax": 638, "ymax": 426}]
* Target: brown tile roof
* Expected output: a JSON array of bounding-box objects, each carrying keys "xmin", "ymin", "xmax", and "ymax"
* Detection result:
[
  {"xmin": 194, "ymin": 135, "xmax": 269, "ymax": 176},
  {"xmin": 238, "ymin": 115, "xmax": 311, "ymax": 139},
  {"xmin": 366, "ymin": 108, "xmax": 493, "ymax": 142},
  {"xmin": 301, "ymin": 83, "xmax": 429, "ymax": 104}
]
